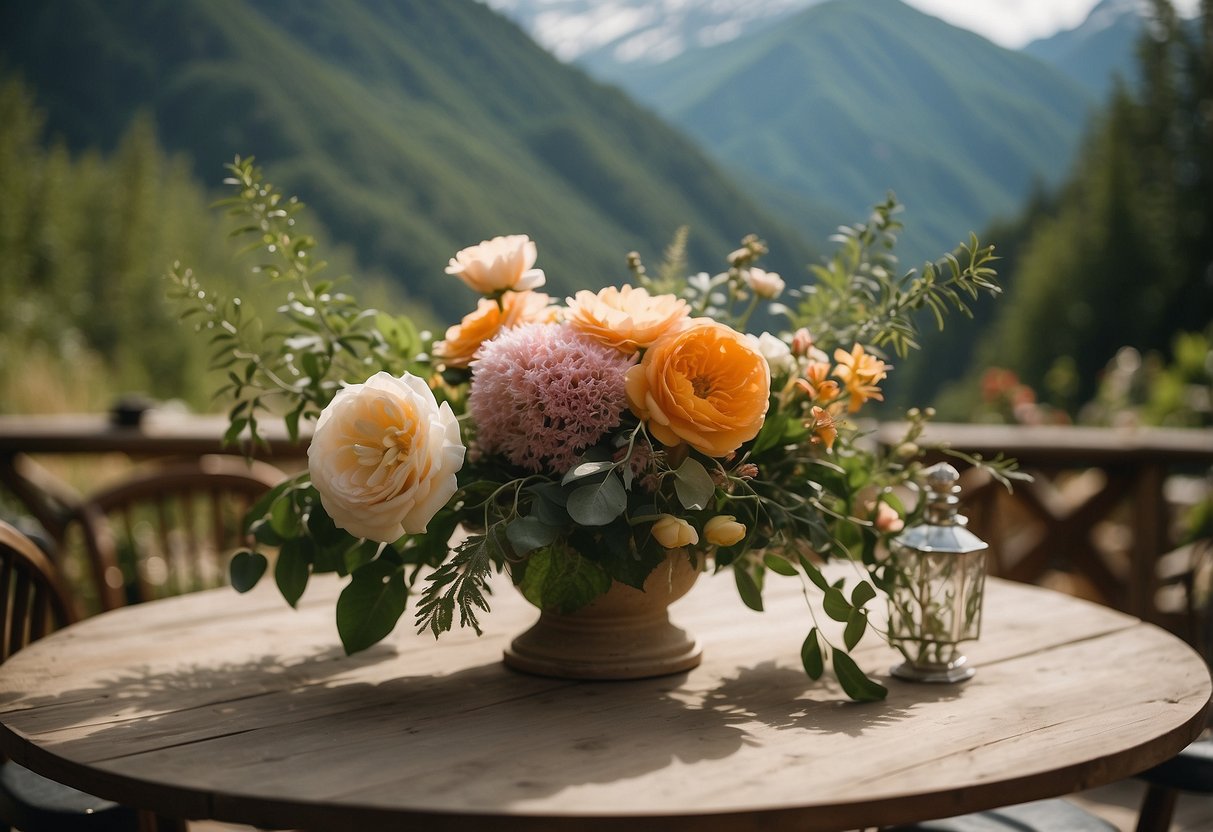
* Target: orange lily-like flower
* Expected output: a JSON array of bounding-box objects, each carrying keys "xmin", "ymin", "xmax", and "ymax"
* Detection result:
[
  {"xmin": 807, "ymin": 405, "xmax": 837, "ymax": 450},
  {"xmin": 795, "ymin": 360, "xmax": 841, "ymax": 403},
  {"xmin": 833, "ymin": 343, "xmax": 890, "ymax": 413}
]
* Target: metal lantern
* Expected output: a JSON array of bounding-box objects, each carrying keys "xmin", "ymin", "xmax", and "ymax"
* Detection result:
[{"xmin": 887, "ymin": 462, "xmax": 989, "ymax": 683}]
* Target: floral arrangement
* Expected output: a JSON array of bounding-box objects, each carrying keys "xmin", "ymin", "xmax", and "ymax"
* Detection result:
[{"xmin": 171, "ymin": 157, "xmax": 1016, "ymax": 701}]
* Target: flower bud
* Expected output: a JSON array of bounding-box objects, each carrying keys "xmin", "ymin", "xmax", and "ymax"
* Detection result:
[
  {"xmin": 704, "ymin": 515, "xmax": 746, "ymax": 547},
  {"xmin": 652, "ymin": 515, "xmax": 699, "ymax": 549}
]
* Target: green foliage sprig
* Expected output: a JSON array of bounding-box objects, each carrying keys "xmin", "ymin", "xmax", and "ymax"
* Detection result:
[{"xmin": 168, "ymin": 156, "xmax": 426, "ymax": 447}]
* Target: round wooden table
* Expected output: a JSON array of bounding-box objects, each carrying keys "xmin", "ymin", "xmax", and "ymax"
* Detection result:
[{"xmin": 0, "ymin": 569, "xmax": 1208, "ymax": 831}]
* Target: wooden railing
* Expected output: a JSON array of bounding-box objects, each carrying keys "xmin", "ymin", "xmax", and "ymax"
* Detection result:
[{"xmin": 2, "ymin": 412, "xmax": 1211, "ymax": 637}]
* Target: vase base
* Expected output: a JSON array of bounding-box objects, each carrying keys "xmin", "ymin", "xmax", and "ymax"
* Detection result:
[
  {"xmin": 503, "ymin": 615, "xmax": 702, "ymax": 681},
  {"xmin": 890, "ymin": 658, "xmax": 975, "ymax": 684}
]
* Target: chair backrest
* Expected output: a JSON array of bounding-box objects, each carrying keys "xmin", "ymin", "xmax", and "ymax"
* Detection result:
[
  {"xmin": 76, "ymin": 455, "xmax": 284, "ymax": 609},
  {"xmin": 0, "ymin": 521, "xmax": 76, "ymax": 662}
]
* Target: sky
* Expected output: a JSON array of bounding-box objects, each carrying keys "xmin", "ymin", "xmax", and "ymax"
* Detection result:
[{"xmin": 905, "ymin": 0, "xmax": 1198, "ymax": 48}]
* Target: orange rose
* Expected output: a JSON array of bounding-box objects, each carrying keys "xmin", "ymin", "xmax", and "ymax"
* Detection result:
[
  {"xmin": 626, "ymin": 321, "xmax": 770, "ymax": 457},
  {"xmin": 565, "ymin": 285, "xmax": 689, "ymax": 354},
  {"xmin": 433, "ymin": 291, "xmax": 556, "ymax": 368}
]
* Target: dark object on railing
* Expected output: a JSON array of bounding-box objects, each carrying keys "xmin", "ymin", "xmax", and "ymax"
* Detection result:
[{"xmin": 108, "ymin": 394, "xmax": 156, "ymax": 429}]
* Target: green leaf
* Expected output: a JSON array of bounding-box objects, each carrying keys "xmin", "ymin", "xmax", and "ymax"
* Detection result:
[
  {"xmin": 733, "ymin": 566, "xmax": 764, "ymax": 611},
  {"xmin": 801, "ymin": 628, "xmax": 824, "ymax": 679},
  {"xmin": 851, "ymin": 581, "xmax": 877, "ymax": 608},
  {"xmin": 762, "ymin": 553, "xmax": 799, "ymax": 577},
  {"xmin": 229, "ymin": 551, "xmax": 267, "ymax": 592},
  {"xmin": 567, "ymin": 474, "xmax": 627, "ymax": 526},
  {"xmin": 673, "ymin": 457, "xmax": 715, "ymax": 510},
  {"xmin": 750, "ymin": 411, "xmax": 790, "ymax": 457},
  {"xmin": 844, "ymin": 609, "xmax": 868, "ymax": 650},
  {"xmin": 823, "ymin": 586, "xmax": 851, "ymax": 622},
  {"xmin": 832, "ymin": 650, "xmax": 887, "ymax": 702},
  {"xmin": 269, "ymin": 492, "xmax": 303, "ymax": 538},
  {"xmin": 275, "ymin": 538, "xmax": 312, "ymax": 607},
  {"xmin": 798, "ymin": 555, "xmax": 830, "ymax": 591},
  {"xmin": 337, "ymin": 560, "xmax": 407, "ymax": 654},
  {"xmin": 506, "ymin": 516, "xmax": 560, "ymax": 556},
  {"xmin": 414, "ymin": 534, "xmax": 494, "ymax": 637}
]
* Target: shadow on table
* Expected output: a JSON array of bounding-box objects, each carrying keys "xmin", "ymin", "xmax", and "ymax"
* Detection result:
[
  {"xmin": 704, "ymin": 660, "xmax": 966, "ymax": 738},
  {"xmin": 1, "ymin": 647, "xmax": 964, "ymax": 809}
]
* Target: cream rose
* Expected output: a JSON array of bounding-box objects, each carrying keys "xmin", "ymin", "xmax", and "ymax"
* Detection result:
[
  {"xmin": 445, "ymin": 235, "xmax": 546, "ymax": 294},
  {"xmin": 652, "ymin": 515, "xmax": 699, "ymax": 549},
  {"xmin": 626, "ymin": 321, "xmax": 771, "ymax": 458},
  {"xmin": 745, "ymin": 332, "xmax": 794, "ymax": 374},
  {"xmin": 308, "ymin": 372, "xmax": 465, "ymax": 542}
]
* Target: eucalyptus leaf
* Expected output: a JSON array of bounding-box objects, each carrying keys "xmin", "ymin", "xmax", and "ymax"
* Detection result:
[
  {"xmin": 833, "ymin": 649, "xmax": 888, "ymax": 702},
  {"xmin": 561, "ymin": 460, "xmax": 615, "ymax": 485},
  {"xmin": 673, "ymin": 457, "xmax": 715, "ymax": 510},
  {"xmin": 506, "ymin": 515, "xmax": 560, "ymax": 556},
  {"xmin": 229, "ymin": 550, "xmax": 267, "ymax": 592},
  {"xmin": 567, "ymin": 474, "xmax": 627, "ymax": 526},
  {"xmin": 337, "ymin": 560, "xmax": 407, "ymax": 654}
]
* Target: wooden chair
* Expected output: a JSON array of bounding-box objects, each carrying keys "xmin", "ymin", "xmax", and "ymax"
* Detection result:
[
  {"xmin": 73, "ymin": 455, "xmax": 285, "ymax": 610},
  {"xmin": 0, "ymin": 520, "xmax": 140, "ymax": 832}
]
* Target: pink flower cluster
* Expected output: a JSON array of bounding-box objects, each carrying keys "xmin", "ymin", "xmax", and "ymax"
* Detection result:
[{"xmin": 468, "ymin": 323, "xmax": 634, "ymax": 474}]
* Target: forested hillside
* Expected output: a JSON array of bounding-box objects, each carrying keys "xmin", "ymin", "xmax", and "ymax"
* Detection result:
[
  {"xmin": 0, "ymin": 0, "xmax": 816, "ymax": 326},
  {"xmin": 0, "ymin": 81, "xmax": 236, "ymax": 409},
  {"xmin": 933, "ymin": 0, "xmax": 1212, "ymax": 415}
]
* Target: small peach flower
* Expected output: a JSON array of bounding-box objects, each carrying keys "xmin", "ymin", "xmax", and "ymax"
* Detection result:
[
  {"xmin": 626, "ymin": 321, "xmax": 770, "ymax": 458},
  {"xmin": 704, "ymin": 515, "xmax": 746, "ymax": 547},
  {"xmin": 741, "ymin": 267, "xmax": 784, "ymax": 299},
  {"xmin": 445, "ymin": 235, "xmax": 545, "ymax": 294},
  {"xmin": 808, "ymin": 405, "xmax": 837, "ymax": 450},
  {"xmin": 796, "ymin": 361, "xmax": 841, "ymax": 402},
  {"xmin": 874, "ymin": 502, "xmax": 904, "ymax": 534},
  {"xmin": 565, "ymin": 285, "xmax": 690, "ymax": 354},
  {"xmin": 652, "ymin": 515, "xmax": 699, "ymax": 549},
  {"xmin": 307, "ymin": 372, "xmax": 465, "ymax": 542},
  {"xmin": 833, "ymin": 344, "xmax": 890, "ymax": 413},
  {"xmin": 432, "ymin": 291, "xmax": 555, "ymax": 368}
]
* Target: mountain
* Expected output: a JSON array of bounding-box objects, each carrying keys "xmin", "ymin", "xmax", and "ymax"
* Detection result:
[
  {"xmin": 0, "ymin": 0, "xmax": 815, "ymax": 322},
  {"xmin": 591, "ymin": 0, "xmax": 1096, "ymax": 266},
  {"xmin": 482, "ymin": 0, "xmax": 822, "ymax": 82},
  {"xmin": 1023, "ymin": 0, "xmax": 1146, "ymax": 98}
]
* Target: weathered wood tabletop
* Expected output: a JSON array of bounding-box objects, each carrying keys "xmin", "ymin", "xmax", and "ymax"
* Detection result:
[{"xmin": 0, "ymin": 567, "xmax": 1208, "ymax": 832}]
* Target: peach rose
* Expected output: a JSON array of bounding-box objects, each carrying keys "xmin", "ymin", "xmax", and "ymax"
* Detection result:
[
  {"xmin": 432, "ymin": 291, "xmax": 556, "ymax": 368},
  {"xmin": 652, "ymin": 515, "xmax": 698, "ymax": 549},
  {"xmin": 307, "ymin": 372, "xmax": 465, "ymax": 542},
  {"xmin": 565, "ymin": 285, "xmax": 689, "ymax": 354},
  {"xmin": 626, "ymin": 321, "xmax": 770, "ymax": 457},
  {"xmin": 704, "ymin": 515, "xmax": 746, "ymax": 547},
  {"xmin": 445, "ymin": 235, "xmax": 545, "ymax": 295}
]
